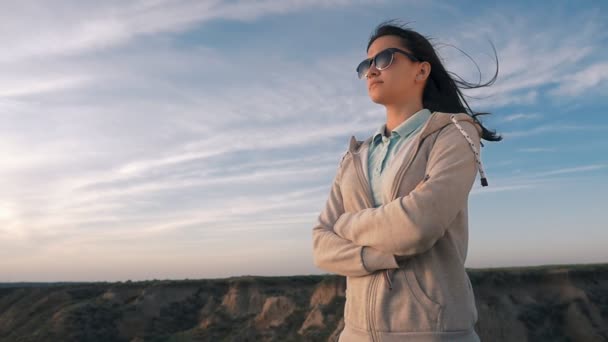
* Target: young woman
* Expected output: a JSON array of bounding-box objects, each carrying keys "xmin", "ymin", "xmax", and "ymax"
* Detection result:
[{"xmin": 312, "ymin": 20, "xmax": 501, "ymax": 341}]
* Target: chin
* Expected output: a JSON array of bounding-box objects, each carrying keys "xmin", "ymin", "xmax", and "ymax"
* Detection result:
[{"xmin": 368, "ymin": 92, "xmax": 388, "ymax": 105}]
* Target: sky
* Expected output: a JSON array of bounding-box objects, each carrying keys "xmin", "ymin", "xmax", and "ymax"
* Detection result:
[{"xmin": 0, "ymin": 1, "xmax": 607, "ymax": 282}]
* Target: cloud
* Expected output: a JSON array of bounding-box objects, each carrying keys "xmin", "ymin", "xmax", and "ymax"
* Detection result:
[
  {"xmin": 438, "ymin": 6, "xmax": 606, "ymax": 108},
  {"xmin": 1, "ymin": 1, "xmax": 606, "ymax": 280},
  {"xmin": 471, "ymin": 183, "xmax": 537, "ymax": 194},
  {"xmin": 549, "ymin": 62, "xmax": 608, "ymax": 96},
  {"xmin": 0, "ymin": 75, "xmax": 93, "ymax": 97},
  {"xmin": 0, "ymin": 0, "xmax": 384, "ymax": 63},
  {"xmin": 517, "ymin": 147, "xmax": 556, "ymax": 153},
  {"xmin": 533, "ymin": 164, "xmax": 607, "ymax": 177},
  {"xmin": 0, "ymin": 34, "xmax": 381, "ymax": 249},
  {"xmin": 471, "ymin": 161, "xmax": 608, "ymax": 195},
  {"xmin": 500, "ymin": 113, "xmax": 543, "ymax": 123},
  {"xmin": 502, "ymin": 123, "xmax": 608, "ymax": 138}
]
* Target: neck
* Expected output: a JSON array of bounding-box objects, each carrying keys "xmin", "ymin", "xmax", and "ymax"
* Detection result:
[{"xmin": 384, "ymin": 101, "xmax": 423, "ymax": 136}]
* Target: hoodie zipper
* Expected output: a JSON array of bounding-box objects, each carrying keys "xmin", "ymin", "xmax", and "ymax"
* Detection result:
[
  {"xmin": 351, "ymin": 149, "xmax": 374, "ymax": 209},
  {"xmin": 351, "ymin": 137, "xmax": 417, "ymax": 341},
  {"xmin": 388, "ymin": 124, "xmax": 429, "ymax": 201},
  {"xmin": 351, "ymin": 147, "xmax": 381, "ymax": 341},
  {"xmin": 352, "ymin": 143, "xmax": 399, "ymax": 293}
]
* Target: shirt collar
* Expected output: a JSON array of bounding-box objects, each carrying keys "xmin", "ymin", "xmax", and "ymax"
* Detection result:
[{"xmin": 372, "ymin": 108, "xmax": 432, "ymax": 145}]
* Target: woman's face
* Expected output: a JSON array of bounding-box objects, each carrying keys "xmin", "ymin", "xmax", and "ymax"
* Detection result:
[{"xmin": 365, "ymin": 35, "xmax": 424, "ymax": 105}]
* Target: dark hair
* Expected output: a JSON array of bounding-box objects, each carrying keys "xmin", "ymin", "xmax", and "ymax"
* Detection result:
[{"xmin": 367, "ymin": 19, "xmax": 502, "ymax": 144}]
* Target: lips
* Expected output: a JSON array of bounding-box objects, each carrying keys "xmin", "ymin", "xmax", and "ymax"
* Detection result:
[{"xmin": 369, "ymin": 81, "xmax": 383, "ymax": 89}]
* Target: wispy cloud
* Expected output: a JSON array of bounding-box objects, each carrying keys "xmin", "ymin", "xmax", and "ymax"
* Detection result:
[
  {"xmin": 500, "ymin": 113, "xmax": 542, "ymax": 123},
  {"xmin": 0, "ymin": 0, "xmax": 380, "ymax": 63},
  {"xmin": 549, "ymin": 62, "xmax": 608, "ymax": 96},
  {"xmin": 1, "ymin": 1, "xmax": 606, "ymax": 280},
  {"xmin": 0, "ymin": 44, "xmax": 379, "ymax": 249},
  {"xmin": 0, "ymin": 75, "xmax": 93, "ymax": 97},
  {"xmin": 502, "ymin": 123, "xmax": 608, "ymax": 138},
  {"xmin": 439, "ymin": 6, "xmax": 607, "ymax": 108},
  {"xmin": 472, "ymin": 162, "xmax": 608, "ymax": 194},
  {"xmin": 471, "ymin": 183, "xmax": 537, "ymax": 195},
  {"xmin": 533, "ymin": 164, "xmax": 607, "ymax": 177},
  {"xmin": 517, "ymin": 147, "xmax": 556, "ymax": 153}
]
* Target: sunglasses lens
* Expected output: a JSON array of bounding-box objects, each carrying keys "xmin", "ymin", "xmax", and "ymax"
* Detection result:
[
  {"xmin": 375, "ymin": 50, "xmax": 393, "ymax": 69},
  {"xmin": 356, "ymin": 60, "xmax": 370, "ymax": 79}
]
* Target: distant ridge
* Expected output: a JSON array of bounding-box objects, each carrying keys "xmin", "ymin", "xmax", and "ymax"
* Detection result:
[{"xmin": 1, "ymin": 262, "xmax": 606, "ymax": 341}]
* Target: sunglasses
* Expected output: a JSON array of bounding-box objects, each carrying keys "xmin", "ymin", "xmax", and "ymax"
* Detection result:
[{"xmin": 356, "ymin": 47, "xmax": 419, "ymax": 79}]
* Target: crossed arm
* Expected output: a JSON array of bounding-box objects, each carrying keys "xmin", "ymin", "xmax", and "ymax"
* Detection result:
[
  {"xmin": 332, "ymin": 122, "xmax": 480, "ymax": 257},
  {"xmin": 312, "ymin": 121, "xmax": 480, "ymax": 276},
  {"xmin": 311, "ymin": 158, "xmax": 399, "ymax": 277}
]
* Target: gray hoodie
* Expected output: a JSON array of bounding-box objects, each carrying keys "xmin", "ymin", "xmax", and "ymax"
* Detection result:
[{"xmin": 312, "ymin": 111, "xmax": 486, "ymax": 341}]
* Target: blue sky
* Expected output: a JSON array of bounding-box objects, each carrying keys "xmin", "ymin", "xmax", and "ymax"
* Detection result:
[{"xmin": 0, "ymin": 1, "xmax": 606, "ymax": 282}]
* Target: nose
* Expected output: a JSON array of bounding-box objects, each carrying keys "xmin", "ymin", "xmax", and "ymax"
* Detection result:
[{"xmin": 366, "ymin": 62, "xmax": 380, "ymax": 78}]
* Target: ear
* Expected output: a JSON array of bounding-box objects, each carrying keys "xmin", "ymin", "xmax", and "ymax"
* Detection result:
[{"xmin": 415, "ymin": 61, "xmax": 431, "ymax": 82}]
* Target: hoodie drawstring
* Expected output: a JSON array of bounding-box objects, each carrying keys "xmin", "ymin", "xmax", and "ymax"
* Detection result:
[{"xmin": 449, "ymin": 114, "xmax": 488, "ymax": 187}]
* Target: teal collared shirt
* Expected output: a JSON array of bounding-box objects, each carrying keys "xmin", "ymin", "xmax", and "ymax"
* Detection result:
[{"xmin": 368, "ymin": 108, "xmax": 432, "ymax": 207}]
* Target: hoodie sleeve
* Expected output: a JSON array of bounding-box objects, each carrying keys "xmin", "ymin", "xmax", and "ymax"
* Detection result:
[
  {"xmin": 332, "ymin": 121, "xmax": 480, "ymax": 257},
  {"xmin": 312, "ymin": 153, "xmax": 399, "ymax": 277}
]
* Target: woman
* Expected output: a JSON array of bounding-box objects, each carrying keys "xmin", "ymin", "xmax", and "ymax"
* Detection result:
[{"xmin": 312, "ymin": 20, "xmax": 501, "ymax": 341}]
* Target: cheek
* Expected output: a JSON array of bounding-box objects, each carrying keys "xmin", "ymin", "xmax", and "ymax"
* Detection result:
[{"xmin": 383, "ymin": 75, "xmax": 413, "ymax": 97}]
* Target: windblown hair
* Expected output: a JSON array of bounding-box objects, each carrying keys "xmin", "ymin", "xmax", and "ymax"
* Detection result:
[{"xmin": 367, "ymin": 19, "xmax": 503, "ymax": 143}]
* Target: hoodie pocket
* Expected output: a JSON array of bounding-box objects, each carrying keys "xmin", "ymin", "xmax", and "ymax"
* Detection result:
[
  {"xmin": 405, "ymin": 259, "xmax": 442, "ymax": 322},
  {"xmin": 375, "ymin": 258, "xmax": 442, "ymax": 332}
]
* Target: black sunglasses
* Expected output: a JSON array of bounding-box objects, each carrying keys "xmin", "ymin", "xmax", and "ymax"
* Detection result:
[{"xmin": 356, "ymin": 47, "xmax": 419, "ymax": 79}]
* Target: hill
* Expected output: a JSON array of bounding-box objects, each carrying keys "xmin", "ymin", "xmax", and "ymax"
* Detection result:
[{"xmin": 1, "ymin": 263, "xmax": 607, "ymax": 341}]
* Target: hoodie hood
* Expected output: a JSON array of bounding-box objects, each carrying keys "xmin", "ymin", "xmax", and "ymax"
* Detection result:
[{"xmin": 347, "ymin": 111, "xmax": 489, "ymax": 186}]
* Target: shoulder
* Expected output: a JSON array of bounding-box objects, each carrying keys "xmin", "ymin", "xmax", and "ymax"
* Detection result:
[
  {"xmin": 335, "ymin": 149, "xmax": 352, "ymax": 183},
  {"xmin": 424, "ymin": 117, "xmax": 481, "ymax": 165},
  {"xmin": 339, "ymin": 150, "xmax": 350, "ymax": 166},
  {"xmin": 434, "ymin": 115, "xmax": 481, "ymax": 146}
]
